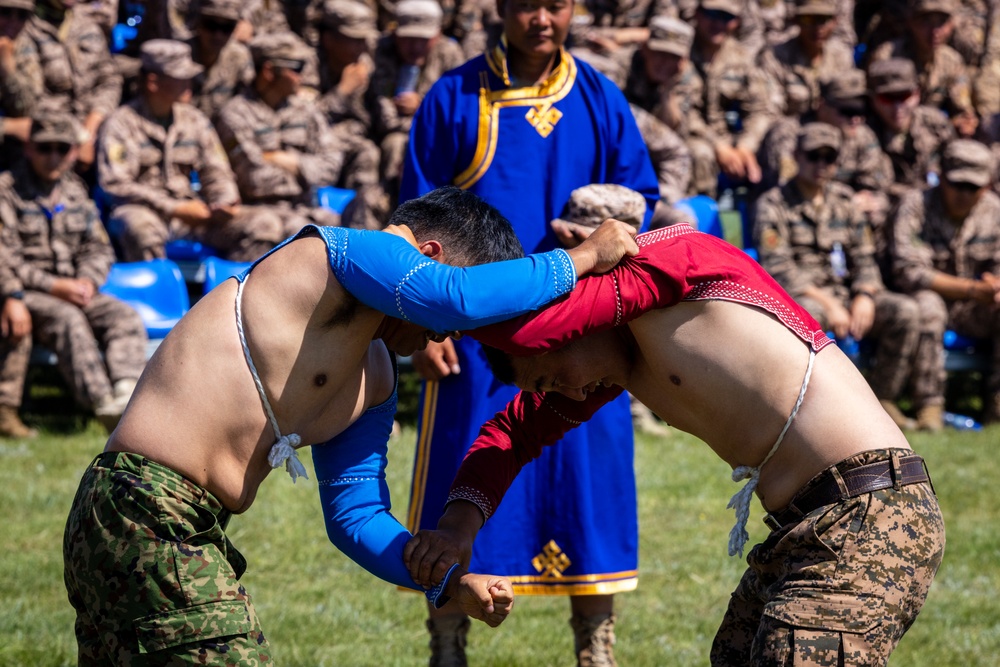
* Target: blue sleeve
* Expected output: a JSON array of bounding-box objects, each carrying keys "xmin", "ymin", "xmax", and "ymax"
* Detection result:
[
  {"xmin": 322, "ymin": 226, "xmax": 577, "ymax": 333},
  {"xmin": 401, "ymin": 77, "xmax": 458, "ymax": 202}
]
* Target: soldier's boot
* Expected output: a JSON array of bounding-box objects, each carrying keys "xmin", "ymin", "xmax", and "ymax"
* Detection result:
[
  {"xmin": 916, "ymin": 404, "xmax": 944, "ymax": 433},
  {"xmin": 570, "ymin": 613, "xmax": 618, "ymax": 667},
  {"xmin": 878, "ymin": 399, "xmax": 917, "ymax": 431},
  {"xmin": 113, "ymin": 378, "xmax": 138, "ymax": 401},
  {"xmin": 983, "ymin": 393, "xmax": 1000, "ymax": 424},
  {"xmin": 94, "ymin": 391, "xmax": 131, "ymax": 434},
  {"xmin": 427, "ymin": 615, "xmax": 469, "ymax": 667},
  {"xmin": 0, "ymin": 405, "xmax": 36, "ymax": 439}
]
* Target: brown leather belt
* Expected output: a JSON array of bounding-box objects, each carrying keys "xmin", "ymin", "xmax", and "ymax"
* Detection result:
[{"xmin": 763, "ymin": 454, "xmax": 931, "ymax": 532}]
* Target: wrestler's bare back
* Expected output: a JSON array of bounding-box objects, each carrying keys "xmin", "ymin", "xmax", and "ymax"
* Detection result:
[
  {"xmin": 107, "ymin": 235, "xmax": 398, "ymax": 512},
  {"xmin": 627, "ymin": 300, "xmax": 911, "ymax": 509}
]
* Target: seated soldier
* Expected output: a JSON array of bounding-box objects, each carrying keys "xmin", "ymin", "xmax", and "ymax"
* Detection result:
[
  {"xmin": 754, "ymin": 122, "xmax": 937, "ymax": 431},
  {"xmin": 0, "ymin": 239, "xmax": 33, "ymax": 438},
  {"xmin": 404, "ymin": 223, "xmax": 945, "ymax": 666},
  {"xmin": 0, "ymin": 108, "xmax": 146, "ymax": 429},
  {"xmin": 189, "ymin": 0, "xmax": 254, "ymax": 121},
  {"xmin": 63, "ymin": 186, "xmax": 638, "ymax": 663}
]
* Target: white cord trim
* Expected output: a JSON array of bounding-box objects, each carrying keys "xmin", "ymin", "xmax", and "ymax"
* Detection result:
[
  {"xmin": 236, "ymin": 278, "xmax": 308, "ymax": 483},
  {"xmin": 726, "ymin": 348, "xmax": 816, "ymax": 557}
]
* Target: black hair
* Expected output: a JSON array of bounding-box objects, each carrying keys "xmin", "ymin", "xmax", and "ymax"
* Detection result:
[
  {"xmin": 482, "ymin": 344, "xmax": 517, "ymax": 386},
  {"xmin": 389, "ymin": 186, "xmax": 525, "ymax": 266}
]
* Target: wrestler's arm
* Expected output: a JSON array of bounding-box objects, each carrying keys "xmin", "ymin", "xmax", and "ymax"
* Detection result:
[
  {"xmin": 332, "ymin": 229, "xmax": 578, "ymax": 333},
  {"xmin": 312, "ymin": 406, "xmax": 515, "ymax": 622},
  {"xmin": 404, "ymin": 386, "xmax": 622, "ymax": 587}
]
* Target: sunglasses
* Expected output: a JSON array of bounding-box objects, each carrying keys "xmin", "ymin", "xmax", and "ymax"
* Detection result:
[
  {"xmin": 798, "ymin": 14, "xmax": 835, "ymax": 26},
  {"xmin": 702, "ymin": 8, "xmax": 737, "ymax": 22},
  {"xmin": 201, "ymin": 18, "xmax": 237, "ymax": 34},
  {"xmin": 876, "ymin": 91, "xmax": 915, "ymax": 105},
  {"xmin": 945, "ymin": 180, "xmax": 982, "ymax": 193},
  {"xmin": 0, "ymin": 7, "xmax": 31, "ymax": 20},
  {"xmin": 272, "ymin": 58, "xmax": 306, "ymax": 74},
  {"xmin": 34, "ymin": 142, "xmax": 72, "ymax": 156},
  {"xmin": 833, "ymin": 103, "xmax": 866, "ymax": 119},
  {"xmin": 805, "ymin": 149, "xmax": 839, "ymax": 165}
]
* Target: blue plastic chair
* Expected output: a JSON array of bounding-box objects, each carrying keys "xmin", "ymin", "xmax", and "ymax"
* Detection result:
[
  {"xmin": 202, "ymin": 256, "xmax": 252, "ymax": 295},
  {"xmin": 165, "ymin": 238, "xmax": 219, "ymax": 263},
  {"xmin": 317, "ymin": 186, "xmax": 357, "ymax": 214},
  {"xmin": 673, "ymin": 195, "xmax": 723, "ymax": 239},
  {"xmin": 111, "ymin": 24, "xmax": 138, "ymax": 54},
  {"xmin": 100, "ymin": 260, "xmax": 190, "ymax": 339}
]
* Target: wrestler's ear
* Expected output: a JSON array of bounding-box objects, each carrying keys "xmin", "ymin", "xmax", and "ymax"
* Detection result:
[{"xmin": 418, "ymin": 239, "xmax": 444, "ymax": 260}]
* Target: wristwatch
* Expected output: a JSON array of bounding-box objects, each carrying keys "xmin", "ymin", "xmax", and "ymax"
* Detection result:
[{"xmin": 5, "ymin": 290, "xmax": 24, "ymax": 300}]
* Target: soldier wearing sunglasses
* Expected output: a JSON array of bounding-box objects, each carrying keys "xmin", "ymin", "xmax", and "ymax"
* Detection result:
[
  {"xmin": 891, "ymin": 138, "xmax": 1000, "ymax": 426},
  {"xmin": 754, "ymin": 122, "xmax": 932, "ymax": 432},
  {"xmin": 190, "ymin": 0, "xmax": 253, "ymax": 120}
]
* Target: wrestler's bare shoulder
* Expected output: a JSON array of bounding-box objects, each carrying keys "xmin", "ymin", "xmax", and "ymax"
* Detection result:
[{"xmin": 106, "ymin": 234, "xmax": 394, "ymax": 510}]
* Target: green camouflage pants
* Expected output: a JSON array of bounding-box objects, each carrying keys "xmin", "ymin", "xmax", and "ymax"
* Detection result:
[
  {"xmin": 711, "ymin": 449, "xmax": 945, "ymax": 666},
  {"xmin": 63, "ymin": 452, "xmax": 272, "ymax": 665}
]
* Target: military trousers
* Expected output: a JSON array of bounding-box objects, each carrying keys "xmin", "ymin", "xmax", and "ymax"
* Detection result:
[
  {"xmin": 0, "ymin": 333, "xmax": 31, "ymax": 407},
  {"xmin": 711, "ymin": 448, "xmax": 945, "ymax": 666},
  {"xmin": 64, "ymin": 451, "xmax": 271, "ymax": 665}
]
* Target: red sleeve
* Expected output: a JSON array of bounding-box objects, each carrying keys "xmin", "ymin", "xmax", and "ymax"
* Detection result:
[{"xmin": 447, "ymin": 385, "xmax": 623, "ymax": 519}]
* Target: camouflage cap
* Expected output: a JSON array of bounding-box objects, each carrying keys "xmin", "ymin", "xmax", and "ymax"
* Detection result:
[
  {"xmin": 868, "ymin": 58, "xmax": 918, "ymax": 95},
  {"xmin": 30, "ymin": 107, "xmax": 82, "ymax": 145},
  {"xmin": 913, "ymin": 0, "xmax": 957, "ymax": 15},
  {"xmin": 821, "ymin": 68, "xmax": 866, "ymax": 103},
  {"xmin": 395, "ymin": 0, "xmax": 442, "ymax": 38},
  {"xmin": 795, "ymin": 0, "xmax": 837, "ymax": 16},
  {"xmin": 553, "ymin": 184, "xmax": 647, "ymax": 230},
  {"xmin": 646, "ymin": 15, "xmax": 694, "ymax": 57},
  {"xmin": 197, "ymin": 0, "xmax": 241, "ymax": 22},
  {"xmin": 0, "ymin": 0, "xmax": 34, "ymax": 11},
  {"xmin": 321, "ymin": 0, "xmax": 378, "ymax": 38},
  {"xmin": 942, "ymin": 139, "xmax": 994, "ymax": 187},
  {"xmin": 249, "ymin": 30, "xmax": 313, "ymax": 65},
  {"xmin": 140, "ymin": 39, "xmax": 205, "ymax": 79},
  {"xmin": 797, "ymin": 122, "xmax": 842, "ymax": 152},
  {"xmin": 699, "ymin": 0, "xmax": 741, "ymax": 17}
]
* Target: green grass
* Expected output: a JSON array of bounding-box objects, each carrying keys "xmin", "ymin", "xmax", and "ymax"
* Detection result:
[{"xmin": 1, "ymin": 410, "xmax": 998, "ymax": 666}]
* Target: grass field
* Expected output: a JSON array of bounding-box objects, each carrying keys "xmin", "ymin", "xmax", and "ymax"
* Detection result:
[{"xmin": 1, "ymin": 408, "xmax": 998, "ymax": 666}]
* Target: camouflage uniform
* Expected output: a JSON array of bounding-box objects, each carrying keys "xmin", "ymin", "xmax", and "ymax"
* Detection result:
[
  {"xmin": 959, "ymin": 0, "xmax": 1000, "ymax": 115},
  {"xmin": 624, "ymin": 49, "xmax": 702, "ymax": 140},
  {"xmin": 872, "ymin": 105, "xmax": 955, "ymax": 196},
  {"xmin": 0, "ymin": 160, "xmax": 147, "ymax": 411},
  {"xmin": 451, "ymin": 0, "xmax": 501, "ymax": 58},
  {"xmin": 215, "ymin": 33, "xmax": 345, "ymax": 236},
  {"xmin": 766, "ymin": 33, "xmax": 856, "ymax": 118},
  {"xmin": 630, "ymin": 103, "xmax": 691, "ymax": 205},
  {"xmin": 367, "ymin": 2, "xmax": 465, "ymax": 200},
  {"xmin": 316, "ymin": 1, "xmax": 389, "ymax": 229},
  {"xmin": 99, "ymin": 95, "xmax": 287, "ymax": 262},
  {"xmin": 688, "ymin": 33, "xmax": 777, "ymax": 195},
  {"xmin": 64, "ymin": 452, "xmax": 272, "ymax": 665},
  {"xmin": 711, "ymin": 449, "xmax": 944, "ymax": 666},
  {"xmin": 0, "ymin": 238, "xmax": 30, "ymax": 413},
  {"xmin": 753, "ymin": 175, "xmax": 929, "ymax": 407},
  {"xmin": 188, "ymin": 0, "xmax": 255, "ymax": 121},
  {"xmin": 869, "ymin": 39, "xmax": 974, "ymax": 121},
  {"xmin": 21, "ymin": 5, "xmax": 122, "ymax": 124},
  {"xmin": 892, "ymin": 173, "xmax": 1000, "ymax": 407}
]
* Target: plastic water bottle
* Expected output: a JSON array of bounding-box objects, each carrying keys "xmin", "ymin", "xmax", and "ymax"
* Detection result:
[
  {"xmin": 943, "ymin": 412, "xmax": 982, "ymax": 431},
  {"xmin": 395, "ymin": 64, "xmax": 421, "ymax": 95},
  {"xmin": 830, "ymin": 242, "xmax": 848, "ymax": 279}
]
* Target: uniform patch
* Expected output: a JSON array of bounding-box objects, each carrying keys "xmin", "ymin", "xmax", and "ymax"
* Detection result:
[{"xmin": 761, "ymin": 227, "xmax": 782, "ymax": 250}]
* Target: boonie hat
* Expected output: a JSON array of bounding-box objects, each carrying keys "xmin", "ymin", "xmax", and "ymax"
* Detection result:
[
  {"xmin": 395, "ymin": 0, "xmax": 442, "ymax": 38},
  {"xmin": 140, "ymin": 39, "xmax": 205, "ymax": 79},
  {"xmin": 797, "ymin": 122, "xmax": 842, "ymax": 152},
  {"xmin": 322, "ymin": 0, "xmax": 378, "ymax": 38},
  {"xmin": 646, "ymin": 16, "xmax": 694, "ymax": 57},
  {"xmin": 30, "ymin": 107, "xmax": 82, "ymax": 145},
  {"xmin": 868, "ymin": 58, "xmax": 918, "ymax": 95},
  {"xmin": 249, "ymin": 31, "xmax": 313, "ymax": 65},
  {"xmin": 795, "ymin": 0, "xmax": 836, "ymax": 16},
  {"xmin": 198, "ymin": 0, "xmax": 241, "ymax": 22},
  {"xmin": 699, "ymin": 0, "xmax": 741, "ymax": 17},
  {"xmin": 942, "ymin": 139, "xmax": 994, "ymax": 187},
  {"xmin": 553, "ymin": 184, "xmax": 647, "ymax": 230}
]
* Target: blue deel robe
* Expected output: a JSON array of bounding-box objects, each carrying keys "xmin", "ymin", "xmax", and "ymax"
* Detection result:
[{"xmin": 401, "ymin": 40, "xmax": 659, "ymax": 594}]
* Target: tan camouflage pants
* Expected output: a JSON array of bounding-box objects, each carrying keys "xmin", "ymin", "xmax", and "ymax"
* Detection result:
[
  {"xmin": 64, "ymin": 452, "xmax": 272, "ymax": 665},
  {"xmin": 24, "ymin": 292, "xmax": 146, "ymax": 410},
  {"xmin": 111, "ymin": 203, "xmax": 287, "ymax": 263},
  {"xmin": 0, "ymin": 333, "xmax": 31, "ymax": 408},
  {"xmin": 711, "ymin": 449, "xmax": 945, "ymax": 666}
]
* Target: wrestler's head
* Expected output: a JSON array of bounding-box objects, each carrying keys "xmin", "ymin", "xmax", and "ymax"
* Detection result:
[
  {"xmin": 377, "ymin": 187, "xmax": 525, "ymax": 355},
  {"xmin": 498, "ymin": 0, "xmax": 574, "ymax": 63},
  {"xmin": 483, "ymin": 330, "xmax": 632, "ymax": 401}
]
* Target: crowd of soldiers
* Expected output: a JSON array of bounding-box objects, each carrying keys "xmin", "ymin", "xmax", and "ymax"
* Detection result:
[{"xmin": 0, "ymin": 0, "xmax": 999, "ymax": 439}]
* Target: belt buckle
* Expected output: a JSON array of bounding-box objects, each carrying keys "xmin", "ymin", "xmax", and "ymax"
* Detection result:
[{"xmin": 763, "ymin": 513, "xmax": 782, "ymax": 532}]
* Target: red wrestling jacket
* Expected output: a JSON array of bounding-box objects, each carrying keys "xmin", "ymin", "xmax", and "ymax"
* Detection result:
[{"xmin": 448, "ymin": 224, "xmax": 834, "ymax": 520}]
